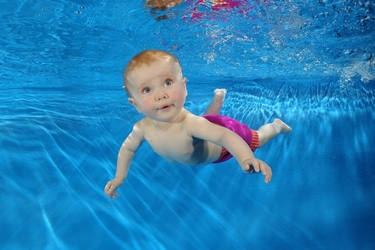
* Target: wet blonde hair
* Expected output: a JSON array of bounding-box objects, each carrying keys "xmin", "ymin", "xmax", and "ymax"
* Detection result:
[{"xmin": 124, "ymin": 50, "xmax": 182, "ymax": 97}]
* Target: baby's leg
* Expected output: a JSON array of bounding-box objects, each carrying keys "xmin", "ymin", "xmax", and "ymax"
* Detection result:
[
  {"xmin": 257, "ymin": 118, "xmax": 292, "ymax": 147},
  {"xmin": 204, "ymin": 89, "xmax": 227, "ymax": 115}
]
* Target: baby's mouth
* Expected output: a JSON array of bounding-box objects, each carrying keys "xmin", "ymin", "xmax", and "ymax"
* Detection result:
[{"xmin": 158, "ymin": 104, "xmax": 173, "ymax": 110}]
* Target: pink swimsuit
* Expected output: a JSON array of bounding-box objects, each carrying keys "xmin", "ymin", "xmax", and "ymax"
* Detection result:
[{"xmin": 202, "ymin": 114, "xmax": 259, "ymax": 163}]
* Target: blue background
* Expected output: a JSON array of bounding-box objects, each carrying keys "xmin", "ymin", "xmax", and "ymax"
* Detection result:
[{"xmin": 1, "ymin": 0, "xmax": 375, "ymax": 249}]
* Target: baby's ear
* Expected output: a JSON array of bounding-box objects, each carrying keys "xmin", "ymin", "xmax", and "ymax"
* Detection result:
[
  {"xmin": 183, "ymin": 77, "xmax": 188, "ymax": 96},
  {"xmin": 128, "ymin": 98, "xmax": 141, "ymax": 113}
]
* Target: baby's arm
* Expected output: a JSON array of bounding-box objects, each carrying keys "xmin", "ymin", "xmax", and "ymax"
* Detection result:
[
  {"xmin": 187, "ymin": 116, "xmax": 272, "ymax": 183},
  {"xmin": 104, "ymin": 122, "xmax": 144, "ymax": 198}
]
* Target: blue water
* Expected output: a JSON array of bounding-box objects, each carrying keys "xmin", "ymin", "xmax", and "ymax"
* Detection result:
[{"xmin": 1, "ymin": 0, "xmax": 375, "ymax": 249}]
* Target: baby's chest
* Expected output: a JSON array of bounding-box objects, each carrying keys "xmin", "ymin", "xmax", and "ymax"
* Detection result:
[{"xmin": 145, "ymin": 131, "xmax": 194, "ymax": 157}]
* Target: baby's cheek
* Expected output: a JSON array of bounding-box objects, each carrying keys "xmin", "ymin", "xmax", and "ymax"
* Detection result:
[{"xmin": 139, "ymin": 100, "xmax": 149, "ymax": 109}]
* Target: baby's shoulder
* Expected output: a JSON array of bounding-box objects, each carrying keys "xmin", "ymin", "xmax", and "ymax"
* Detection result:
[
  {"xmin": 134, "ymin": 118, "xmax": 152, "ymax": 129},
  {"xmin": 181, "ymin": 111, "xmax": 201, "ymax": 123},
  {"xmin": 182, "ymin": 112, "xmax": 211, "ymax": 129}
]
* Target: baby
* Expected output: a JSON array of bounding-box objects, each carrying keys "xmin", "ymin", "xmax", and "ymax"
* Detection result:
[{"xmin": 104, "ymin": 50, "xmax": 291, "ymax": 198}]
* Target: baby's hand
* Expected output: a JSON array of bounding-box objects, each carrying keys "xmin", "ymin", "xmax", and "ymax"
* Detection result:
[
  {"xmin": 104, "ymin": 178, "xmax": 123, "ymax": 198},
  {"xmin": 241, "ymin": 158, "xmax": 272, "ymax": 183}
]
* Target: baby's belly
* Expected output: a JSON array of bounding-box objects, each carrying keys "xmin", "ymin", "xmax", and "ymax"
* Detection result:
[{"xmin": 149, "ymin": 139, "xmax": 222, "ymax": 165}]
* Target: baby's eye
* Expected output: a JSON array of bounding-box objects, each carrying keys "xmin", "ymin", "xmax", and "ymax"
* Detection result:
[
  {"xmin": 164, "ymin": 79, "xmax": 173, "ymax": 87},
  {"xmin": 142, "ymin": 87, "xmax": 151, "ymax": 94}
]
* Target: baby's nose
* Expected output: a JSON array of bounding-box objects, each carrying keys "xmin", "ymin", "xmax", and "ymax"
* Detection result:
[{"xmin": 155, "ymin": 89, "xmax": 168, "ymax": 100}]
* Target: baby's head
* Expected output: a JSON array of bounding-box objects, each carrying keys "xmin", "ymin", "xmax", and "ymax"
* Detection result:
[{"xmin": 124, "ymin": 50, "xmax": 183, "ymax": 97}]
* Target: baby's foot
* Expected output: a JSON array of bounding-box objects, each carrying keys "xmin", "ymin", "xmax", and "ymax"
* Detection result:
[
  {"xmin": 204, "ymin": 89, "xmax": 227, "ymax": 114},
  {"xmin": 213, "ymin": 88, "xmax": 227, "ymax": 103},
  {"xmin": 273, "ymin": 118, "xmax": 292, "ymax": 135}
]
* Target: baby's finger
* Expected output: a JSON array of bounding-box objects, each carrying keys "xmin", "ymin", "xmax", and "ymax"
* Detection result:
[
  {"xmin": 104, "ymin": 183, "xmax": 110, "ymax": 194},
  {"xmin": 105, "ymin": 189, "xmax": 113, "ymax": 198},
  {"xmin": 264, "ymin": 173, "xmax": 271, "ymax": 183},
  {"xmin": 259, "ymin": 164, "xmax": 267, "ymax": 176},
  {"xmin": 243, "ymin": 163, "xmax": 256, "ymax": 173},
  {"xmin": 105, "ymin": 183, "xmax": 115, "ymax": 197},
  {"xmin": 252, "ymin": 161, "xmax": 261, "ymax": 173},
  {"xmin": 262, "ymin": 166, "xmax": 272, "ymax": 183}
]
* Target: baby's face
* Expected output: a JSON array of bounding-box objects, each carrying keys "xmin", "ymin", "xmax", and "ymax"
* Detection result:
[{"xmin": 126, "ymin": 57, "xmax": 187, "ymax": 122}]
